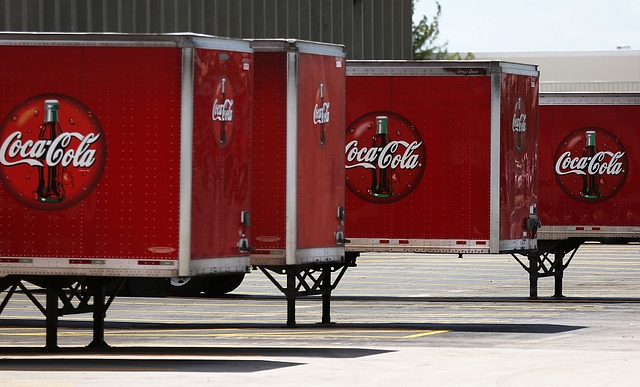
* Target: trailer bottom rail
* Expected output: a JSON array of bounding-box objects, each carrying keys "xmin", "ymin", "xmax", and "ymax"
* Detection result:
[
  {"xmin": 257, "ymin": 262, "xmax": 351, "ymax": 328},
  {"xmin": 0, "ymin": 276, "xmax": 125, "ymax": 351}
]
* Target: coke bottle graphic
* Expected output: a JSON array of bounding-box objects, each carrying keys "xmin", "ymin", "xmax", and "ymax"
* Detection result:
[
  {"xmin": 36, "ymin": 99, "xmax": 65, "ymax": 203},
  {"xmin": 319, "ymin": 83, "xmax": 326, "ymax": 145},
  {"xmin": 219, "ymin": 78, "xmax": 227, "ymax": 145},
  {"xmin": 514, "ymin": 97, "xmax": 524, "ymax": 152},
  {"xmin": 582, "ymin": 130, "xmax": 601, "ymax": 199},
  {"xmin": 370, "ymin": 116, "xmax": 393, "ymax": 198}
]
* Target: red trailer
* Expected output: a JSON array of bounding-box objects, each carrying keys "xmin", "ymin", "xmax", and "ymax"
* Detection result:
[
  {"xmin": 250, "ymin": 39, "xmax": 348, "ymax": 326},
  {"xmin": 523, "ymin": 92, "xmax": 640, "ymax": 297},
  {"xmin": 345, "ymin": 61, "xmax": 540, "ymax": 258},
  {"xmin": 0, "ymin": 33, "xmax": 254, "ymax": 348}
]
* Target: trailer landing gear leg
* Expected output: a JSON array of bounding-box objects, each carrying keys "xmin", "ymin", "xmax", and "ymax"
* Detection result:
[
  {"xmin": 286, "ymin": 267, "xmax": 297, "ymax": 328},
  {"xmin": 321, "ymin": 265, "xmax": 331, "ymax": 325},
  {"xmin": 6, "ymin": 277, "xmax": 120, "ymax": 350},
  {"xmin": 554, "ymin": 251, "xmax": 565, "ymax": 298},
  {"xmin": 528, "ymin": 252, "xmax": 538, "ymax": 299},
  {"xmin": 88, "ymin": 283, "xmax": 108, "ymax": 348},
  {"xmin": 259, "ymin": 262, "xmax": 350, "ymax": 327},
  {"xmin": 45, "ymin": 281, "xmax": 60, "ymax": 352},
  {"xmin": 512, "ymin": 239, "xmax": 582, "ymax": 298}
]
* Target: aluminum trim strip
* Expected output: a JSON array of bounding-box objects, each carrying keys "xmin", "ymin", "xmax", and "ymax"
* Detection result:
[
  {"xmin": 0, "ymin": 32, "xmax": 189, "ymax": 47},
  {"xmin": 178, "ymin": 47, "xmax": 194, "ymax": 277},
  {"xmin": 187, "ymin": 257, "xmax": 250, "ymax": 275},
  {"xmin": 499, "ymin": 238, "xmax": 538, "ymax": 252},
  {"xmin": 497, "ymin": 62, "xmax": 540, "ymax": 77},
  {"xmin": 191, "ymin": 36, "xmax": 253, "ymax": 53},
  {"xmin": 345, "ymin": 60, "xmax": 537, "ymax": 77},
  {"xmin": 295, "ymin": 41, "xmax": 346, "ymax": 57},
  {"xmin": 285, "ymin": 50, "xmax": 298, "ymax": 266},
  {"xmin": 489, "ymin": 71, "xmax": 501, "ymax": 253},
  {"xmin": 0, "ymin": 258, "xmax": 178, "ymax": 277},
  {"xmin": 250, "ymin": 39, "xmax": 345, "ymax": 57},
  {"xmin": 538, "ymin": 226, "xmax": 640, "ymax": 240},
  {"xmin": 295, "ymin": 247, "xmax": 345, "ymax": 265},
  {"xmin": 345, "ymin": 238, "xmax": 535, "ymax": 254}
]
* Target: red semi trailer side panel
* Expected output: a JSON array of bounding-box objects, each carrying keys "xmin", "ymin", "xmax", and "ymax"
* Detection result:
[
  {"xmin": 0, "ymin": 33, "xmax": 252, "ymax": 278},
  {"xmin": 250, "ymin": 40, "xmax": 346, "ymax": 266},
  {"xmin": 499, "ymin": 73, "xmax": 539, "ymax": 242},
  {"xmin": 538, "ymin": 92, "xmax": 640, "ymax": 239},
  {"xmin": 190, "ymin": 46, "xmax": 253, "ymax": 263},
  {"xmin": 345, "ymin": 61, "xmax": 539, "ymax": 254}
]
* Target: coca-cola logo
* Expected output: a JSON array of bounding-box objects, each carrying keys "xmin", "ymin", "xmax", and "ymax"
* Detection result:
[
  {"xmin": 345, "ymin": 111, "xmax": 426, "ymax": 204},
  {"xmin": 212, "ymin": 76, "xmax": 234, "ymax": 149},
  {"xmin": 0, "ymin": 94, "xmax": 106, "ymax": 211},
  {"xmin": 313, "ymin": 102, "xmax": 330, "ymax": 125},
  {"xmin": 313, "ymin": 81, "xmax": 330, "ymax": 147},
  {"xmin": 554, "ymin": 127, "xmax": 628, "ymax": 203},
  {"xmin": 512, "ymin": 96, "xmax": 527, "ymax": 153}
]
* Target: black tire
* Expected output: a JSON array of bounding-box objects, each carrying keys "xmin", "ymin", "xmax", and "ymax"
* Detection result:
[
  {"xmin": 169, "ymin": 276, "xmax": 209, "ymax": 296},
  {"xmin": 203, "ymin": 273, "xmax": 245, "ymax": 296}
]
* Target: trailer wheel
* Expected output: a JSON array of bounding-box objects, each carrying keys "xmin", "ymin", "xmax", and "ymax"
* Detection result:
[
  {"xmin": 169, "ymin": 276, "xmax": 208, "ymax": 296},
  {"xmin": 203, "ymin": 273, "xmax": 245, "ymax": 296}
]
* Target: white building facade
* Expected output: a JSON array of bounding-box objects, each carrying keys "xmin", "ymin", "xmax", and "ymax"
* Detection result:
[{"xmin": 473, "ymin": 49, "xmax": 640, "ymax": 92}]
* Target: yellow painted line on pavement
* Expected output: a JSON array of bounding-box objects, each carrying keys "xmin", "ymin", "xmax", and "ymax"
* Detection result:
[
  {"xmin": 403, "ymin": 330, "xmax": 449, "ymax": 338},
  {"xmin": 0, "ymin": 327, "xmax": 451, "ymax": 340},
  {"xmin": 0, "ymin": 384, "xmax": 73, "ymax": 386}
]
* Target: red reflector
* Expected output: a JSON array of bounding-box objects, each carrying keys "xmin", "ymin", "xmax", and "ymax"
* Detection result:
[
  {"xmin": 576, "ymin": 227, "xmax": 585, "ymax": 231},
  {"xmin": 379, "ymin": 240, "xmax": 390, "ymax": 244},
  {"xmin": 476, "ymin": 241, "xmax": 487, "ymax": 245},
  {"xmin": 69, "ymin": 260, "xmax": 92, "ymax": 264},
  {"xmin": 138, "ymin": 260, "xmax": 161, "ymax": 266},
  {"xmin": 399, "ymin": 240, "xmax": 409, "ymax": 244},
  {"xmin": 593, "ymin": 227, "xmax": 601, "ymax": 231},
  {"xmin": 0, "ymin": 258, "xmax": 20, "ymax": 263},
  {"xmin": 456, "ymin": 241, "xmax": 466, "ymax": 245}
]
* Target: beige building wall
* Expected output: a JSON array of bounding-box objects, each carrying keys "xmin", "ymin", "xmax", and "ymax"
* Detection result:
[{"xmin": 473, "ymin": 49, "xmax": 640, "ymax": 92}]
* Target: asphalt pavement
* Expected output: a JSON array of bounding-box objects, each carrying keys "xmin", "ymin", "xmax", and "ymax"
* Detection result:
[{"xmin": 1, "ymin": 242, "xmax": 640, "ymax": 386}]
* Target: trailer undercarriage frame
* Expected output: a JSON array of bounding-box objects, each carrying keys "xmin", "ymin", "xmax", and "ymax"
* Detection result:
[
  {"xmin": 257, "ymin": 254, "xmax": 356, "ymax": 327},
  {"xmin": 0, "ymin": 276, "xmax": 125, "ymax": 351},
  {"xmin": 512, "ymin": 239, "xmax": 585, "ymax": 298}
]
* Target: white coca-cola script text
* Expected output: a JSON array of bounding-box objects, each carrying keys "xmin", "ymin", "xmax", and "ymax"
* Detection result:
[
  {"xmin": 1, "ymin": 131, "xmax": 100, "ymax": 168},
  {"xmin": 345, "ymin": 140, "xmax": 422, "ymax": 170},
  {"xmin": 555, "ymin": 151, "xmax": 626, "ymax": 176},
  {"xmin": 512, "ymin": 114, "xmax": 527, "ymax": 132},
  {"xmin": 212, "ymin": 99, "xmax": 234, "ymax": 121},
  {"xmin": 313, "ymin": 102, "xmax": 330, "ymax": 124}
]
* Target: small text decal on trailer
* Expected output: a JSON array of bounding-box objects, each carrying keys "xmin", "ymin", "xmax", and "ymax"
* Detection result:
[
  {"xmin": 0, "ymin": 94, "xmax": 106, "ymax": 211},
  {"xmin": 345, "ymin": 111, "xmax": 426, "ymax": 204},
  {"xmin": 212, "ymin": 76, "xmax": 235, "ymax": 149},
  {"xmin": 313, "ymin": 81, "xmax": 331, "ymax": 147},
  {"xmin": 554, "ymin": 127, "xmax": 628, "ymax": 204},
  {"xmin": 512, "ymin": 96, "xmax": 527, "ymax": 153}
]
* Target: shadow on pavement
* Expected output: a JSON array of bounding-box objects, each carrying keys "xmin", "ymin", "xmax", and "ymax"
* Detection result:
[
  {"xmin": 0, "ymin": 318, "xmax": 584, "ymax": 334},
  {"xmin": 0, "ymin": 357, "xmax": 302, "ymax": 373},
  {"xmin": 0, "ymin": 345, "xmax": 393, "ymax": 359}
]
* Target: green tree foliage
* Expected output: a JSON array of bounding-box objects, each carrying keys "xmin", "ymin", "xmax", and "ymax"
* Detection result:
[{"xmin": 412, "ymin": 1, "xmax": 474, "ymax": 60}]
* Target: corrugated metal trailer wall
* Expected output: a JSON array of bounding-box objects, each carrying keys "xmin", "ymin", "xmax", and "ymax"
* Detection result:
[{"xmin": 0, "ymin": 0, "xmax": 412, "ymax": 60}]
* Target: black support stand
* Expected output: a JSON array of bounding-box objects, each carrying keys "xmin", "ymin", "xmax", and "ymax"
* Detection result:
[
  {"xmin": 0, "ymin": 276, "xmax": 122, "ymax": 350},
  {"xmin": 259, "ymin": 260, "xmax": 352, "ymax": 327},
  {"xmin": 513, "ymin": 239, "xmax": 583, "ymax": 298}
]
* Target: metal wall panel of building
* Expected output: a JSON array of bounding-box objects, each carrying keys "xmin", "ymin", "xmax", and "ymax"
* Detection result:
[{"xmin": 0, "ymin": 0, "xmax": 412, "ymax": 60}]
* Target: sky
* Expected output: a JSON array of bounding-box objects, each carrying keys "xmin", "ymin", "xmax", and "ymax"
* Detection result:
[{"xmin": 412, "ymin": 0, "xmax": 640, "ymax": 53}]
